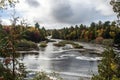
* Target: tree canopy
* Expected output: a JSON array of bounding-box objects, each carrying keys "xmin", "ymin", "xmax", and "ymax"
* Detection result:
[
  {"xmin": 0, "ymin": 0, "xmax": 18, "ymax": 8},
  {"xmin": 110, "ymin": 0, "xmax": 120, "ymax": 26}
]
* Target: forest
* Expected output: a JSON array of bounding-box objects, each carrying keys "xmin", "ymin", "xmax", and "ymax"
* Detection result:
[{"xmin": 52, "ymin": 21, "xmax": 120, "ymax": 45}]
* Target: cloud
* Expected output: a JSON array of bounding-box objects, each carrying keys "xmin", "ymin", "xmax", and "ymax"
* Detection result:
[
  {"xmin": 93, "ymin": 0, "xmax": 114, "ymax": 15},
  {"xmin": 25, "ymin": 0, "xmax": 40, "ymax": 7},
  {"xmin": 1, "ymin": 18, "xmax": 11, "ymax": 25},
  {"xmin": 0, "ymin": 0, "xmax": 117, "ymax": 29},
  {"xmin": 50, "ymin": 0, "xmax": 74, "ymax": 23},
  {"xmin": 49, "ymin": 0, "xmax": 116, "ymax": 25}
]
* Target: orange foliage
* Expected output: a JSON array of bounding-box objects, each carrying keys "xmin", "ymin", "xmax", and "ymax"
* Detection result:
[{"xmin": 95, "ymin": 37, "xmax": 104, "ymax": 44}]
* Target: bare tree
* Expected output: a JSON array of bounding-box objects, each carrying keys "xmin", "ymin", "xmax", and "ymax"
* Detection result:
[{"xmin": 10, "ymin": 8, "xmax": 19, "ymax": 27}]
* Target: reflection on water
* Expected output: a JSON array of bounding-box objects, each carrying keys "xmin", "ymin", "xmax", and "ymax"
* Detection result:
[
  {"xmin": 39, "ymin": 47, "xmax": 46, "ymax": 51},
  {"xmin": 20, "ymin": 39, "xmax": 103, "ymax": 80}
]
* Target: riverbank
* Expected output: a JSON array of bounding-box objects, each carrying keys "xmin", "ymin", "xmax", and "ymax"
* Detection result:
[
  {"xmin": 53, "ymin": 40, "xmax": 83, "ymax": 49},
  {"xmin": 52, "ymin": 38, "xmax": 120, "ymax": 54},
  {"xmin": 16, "ymin": 39, "xmax": 104, "ymax": 55},
  {"xmin": 71, "ymin": 39, "xmax": 120, "ymax": 50}
]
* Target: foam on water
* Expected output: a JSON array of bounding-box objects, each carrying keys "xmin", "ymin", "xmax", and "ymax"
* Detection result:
[
  {"xmin": 27, "ymin": 56, "xmax": 68, "ymax": 61},
  {"xmin": 26, "ymin": 69, "xmax": 92, "ymax": 78},
  {"xmin": 60, "ymin": 54, "xmax": 76, "ymax": 58},
  {"xmin": 76, "ymin": 56, "xmax": 102, "ymax": 61}
]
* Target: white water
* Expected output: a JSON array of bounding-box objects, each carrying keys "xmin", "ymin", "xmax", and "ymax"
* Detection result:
[
  {"xmin": 20, "ymin": 39, "xmax": 104, "ymax": 80},
  {"xmin": 76, "ymin": 56, "xmax": 102, "ymax": 61}
]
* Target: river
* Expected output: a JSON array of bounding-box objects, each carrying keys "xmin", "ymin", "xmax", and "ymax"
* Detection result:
[{"xmin": 19, "ymin": 39, "xmax": 104, "ymax": 80}]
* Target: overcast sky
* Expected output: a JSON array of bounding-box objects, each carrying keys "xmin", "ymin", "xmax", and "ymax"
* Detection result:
[{"xmin": 0, "ymin": 0, "xmax": 117, "ymax": 29}]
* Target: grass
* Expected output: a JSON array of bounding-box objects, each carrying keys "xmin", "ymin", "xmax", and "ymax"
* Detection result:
[
  {"xmin": 102, "ymin": 39, "xmax": 113, "ymax": 46},
  {"xmin": 53, "ymin": 40, "xmax": 83, "ymax": 49},
  {"xmin": 53, "ymin": 43, "xmax": 65, "ymax": 47},
  {"xmin": 39, "ymin": 41, "xmax": 47, "ymax": 47},
  {"xmin": 16, "ymin": 39, "xmax": 39, "ymax": 51},
  {"xmin": 72, "ymin": 43, "xmax": 83, "ymax": 49}
]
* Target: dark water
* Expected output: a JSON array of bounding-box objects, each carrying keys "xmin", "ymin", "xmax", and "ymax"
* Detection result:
[{"xmin": 19, "ymin": 39, "xmax": 103, "ymax": 80}]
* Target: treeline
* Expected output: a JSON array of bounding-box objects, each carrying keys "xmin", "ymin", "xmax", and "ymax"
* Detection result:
[
  {"xmin": 52, "ymin": 21, "xmax": 120, "ymax": 44},
  {"xmin": 0, "ymin": 22, "xmax": 47, "ymax": 43}
]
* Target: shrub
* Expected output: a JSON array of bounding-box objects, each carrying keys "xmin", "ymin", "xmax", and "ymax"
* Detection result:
[
  {"xmin": 32, "ymin": 72, "xmax": 63, "ymax": 80},
  {"xmin": 16, "ymin": 40, "xmax": 39, "ymax": 51},
  {"xmin": 32, "ymin": 72, "xmax": 51, "ymax": 80},
  {"xmin": 102, "ymin": 39, "xmax": 114, "ymax": 46},
  {"xmin": 39, "ymin": 42, "xmax": 47, "ymax": 47},
  {"xmin": 72, "ymin": 44, "xmax": 83, "ymax": 48},
  {"xmin": 92, "ymin": 48, "xmax": 120, "ymax": 80},
  {"xmin": 53, "ymin": 41, "xmax": 83, "ymax": 49},
  {"xmin": 95, "ymin": 37, "xmax": 104, "ymax": 44}
]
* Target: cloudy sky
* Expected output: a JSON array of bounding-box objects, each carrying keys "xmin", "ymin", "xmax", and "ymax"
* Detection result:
[{"xmin": 0, "ymin": 0, "xmax": 117, "ymax": 29}]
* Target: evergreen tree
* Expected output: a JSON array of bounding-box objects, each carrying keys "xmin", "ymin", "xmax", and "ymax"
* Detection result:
[{"xmin": 35, "ymin": 22, "xmax": 40, "ymax": 30}]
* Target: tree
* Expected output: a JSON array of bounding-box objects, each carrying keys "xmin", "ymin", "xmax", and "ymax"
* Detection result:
[
  {"xmin": 110, "ymin": 0, "xmax": 120, "ymax": 44},
  {"xmin": 0, "ymin": 1, "xmax": 26, "ymax": 80},
  {"xmin": 23, "ymin": 28, "xmax": 46, "ymax": 43},
  {"xmin": 114, "ymin": 32, "xmax": 120, "ymax": 44},
  {"xmin": 52, "ymin": 29, "xmax": 60, "ymax": 39},
  {"xmin": 109, "ymin": 31, "xmax": 116, "ymax": 38},
  {"xmin": 110, "ymin": 0, "xmax": 120, "ymax": 26},
  {"xmin": 90, "ymin": 22, "xmax": 96, "ymax": 30},
  {"xmin": 0, "ymin": 24, "xmax": 26, "ymax": 80},
  {"xmin": 92, "ymin": 48, "xmax": 120, "ymax": 80},
  {"xmin": 103, "ymin": 22, "xmax": 111, "ymax": 39},
  {"xmin": 98, "ymin": 21, "xmax": 103, "ymax": 28},
  {"xmin": 51, "ymin": 21, "xmax": 119, "ymax": 42},
  {"xmin": 75, "ymin": 25, "xmax": 79, "ymax": 39},
  {"xmin": 35, "ymin": 22, "xmax": 40, "ymax": 30},
  {"xmin": 0, "ymin": 0, "xmax": 18, "ymax": 8},
  {"xmin": 69, "ymin": 31, "xmax": 76, "ymax": 40}
]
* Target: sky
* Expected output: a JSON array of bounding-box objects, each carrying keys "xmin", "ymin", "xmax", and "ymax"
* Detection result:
[{"xmin": 0, "ymin": 0, "xmax": 117, "ymax": 29}]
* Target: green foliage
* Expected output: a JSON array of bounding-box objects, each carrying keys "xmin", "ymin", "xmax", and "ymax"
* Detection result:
[
  {"xmin": 32, "ymin": 72, "xmax": 63, "ymax": 80},
  {"xmin": 51, "ymin": 21, "xmax": 120, "ymax": 45},
  {"xmin": 92, "ymin": 48, "xmax": 120, "ymax": 80},
  {"xmin": 22, "ymin": 27, "xmax": 46, "ymax": 43},
  {"xmin": 0, "ymin": 61, "xmax": 15, "ymax": 80},
  {"xmin": 35, "ymin": 22, "xmax": 40, "ymax": 30},
  {"xmin": 52, "ymin": 29, "xmax": 60, "ymax": 39},
  {"xmin": 16, "ymin": 39, "xmax": 39, "ymax": 51},
  {"xmin": 110, "ymin": 0, "xmax": 120, "ymax": 44},
  {"xmin": 0, "ymin": 0, "xmax": 18, "ymax": 8},
  {"xmin": 110, "ymin": 0, "xmax": 120, "ymax": 19},
  {"xmin": 114, "ymin": 32, "xmax": 120, "ymax": 44},
  {"xmin": 72, "ymin": 43, "xmax": 83, "ymax": 49},
  {"xmin": 53, "ymin": 41, "xmax": 83, "ymax": 49},
  {"xmin": 39, "ymin": 41, "xmax": 47, "ymax": 47},
  {"xmin": 102, "ymin": 39, "xmax": 114, "ymax": 46},
  {"xmin": 53, "ymin": 42, "xmax": 65, "ymax": 47},
  {"xmin": 0, "ymin": 25, "xmax": 27, "ymax": 80},
  {"xmin": 32, "ymin": 72, "xmax": 51, "ymax": 80}
]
